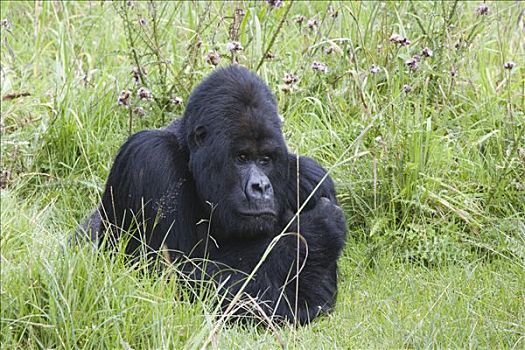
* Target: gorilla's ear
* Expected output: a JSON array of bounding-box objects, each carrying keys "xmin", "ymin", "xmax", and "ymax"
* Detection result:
[{"xmin": 189, "ymin": 125, "xmax": 207, "ymax": 148}]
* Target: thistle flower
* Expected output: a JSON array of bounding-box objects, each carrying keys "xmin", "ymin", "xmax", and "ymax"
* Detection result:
[
  {"xmin": 324, "ymin": 46, "xmax": 334, "ymax": 55},
  {"xmin": 389, "ymin": 33, "xmax": 403, "ymax": 42},
  {"xmin": 370, "ymin": 65, "xmax": 380, "ymax": 74},
  {"xmin": 283, "ymin": 72, "xmax": 298, "ymax": 85},
  {"xmin": 374, "ymin": 136, "xmax": 386, "ymax": 146},
  {"xmin": 132, "ymin": 67, "xmax": 139, "ymax": 83},
  {"xmin": 476, "ymin": 3, "xmax": 489, "ymax": 16},
  {"xmin": 403, "ymin": 84, "xmax": 412, "ymax": 93},
  {"xmin": 0, "ymin": 169, "xmax": 11, "ymax": 189},
  {"xmin": 133, "ymin": 106, "xmax": 146, "ymax": 117},
  {"xmin": 405, "ymin": 57, "xmax": 419, "ymax": 71},
  {"xmin": 171, "ymin": 96, "xmax": 183, "ymax": 105},
  {"xmin": 117, "ymin": 90, "xmax": 131, "ymax": 107},
  {"xmin": 389, "ymin": 33, "xmax": 411, "ymax": 46},
  {"xmin": 401, "ymin": 38, "xmax": 411, "ymax": 46},
  {"xmin": 328, "ymin": 5, "xmax": 339, "ymax": 19},
  {"xmin": 266, "ymin": 0, "xmax": 283, "ymax": 8},
  {"xmin": 206, "ymin": 51, "xmax": 220, "ymax": 66},
  {"xmin": 294, "ymin": 15, "xmax": 305, "ymax": 25},
  {"xmin": 422, "ymin": 47, "xmax": 433, "ymax": 58},
  {"xmin": 307, "ymin": 19, "xmax": 318, "ymax": 30},
  {"xmin": 311, "ymin": 61, "xmax": 328, "ymax": 73},
  {"xmin": 226, "ymin": 41, "xmax": 243, "ymax": 52},
  {"xmin": 281, "ymin": 72, "xmax": 297, "ymax": 92},
  {"xmin": 131, "ymin": 67, "xmax": 147, "ymax": 84},
  {"xmin": 137, "ymin": 87, "xmax": 152, "ymax": 100},
  {"xmin": 0, "ymin": 19, "xmax": 11, "ymax": 30}
]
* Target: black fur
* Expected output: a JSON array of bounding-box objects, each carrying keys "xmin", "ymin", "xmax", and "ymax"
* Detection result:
[{"xmin": 81, "ymin": 65, "xmax": 347, "ymax": 325}]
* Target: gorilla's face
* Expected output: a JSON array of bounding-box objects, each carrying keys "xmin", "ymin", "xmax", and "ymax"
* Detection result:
[
  {"xmin": 225, "ymin": 130, "xmax": 288, "ymax": 238},
  {"xmin": 189, "ymin": 119, "xmax": 288, "ymax": 240},
  {"xmin": 183, "ymin": 65, "xmax": 289, "ymax": 240}
]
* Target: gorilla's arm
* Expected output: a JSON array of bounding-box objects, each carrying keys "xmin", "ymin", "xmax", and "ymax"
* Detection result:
[
  {"xmin": 96, "ymin": 130, "xmax": 201, "ymax": 257},
  {"xmin": 287, "ymin": 155, "xmax": 338, "ymax": 211},
  {"xmin": 187, "ymin": 200, "xmax": 345, "ymax": 325}
]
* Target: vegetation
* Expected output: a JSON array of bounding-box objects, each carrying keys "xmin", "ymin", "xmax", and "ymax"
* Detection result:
[{"xmin": 1, "ymin": 1, "xmax": 523, "ymax": 348}]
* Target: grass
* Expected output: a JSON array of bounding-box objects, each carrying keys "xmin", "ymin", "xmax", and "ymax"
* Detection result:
[{"xmin": 1, "ymin": 1, "xmax": 524, "ymax": 348}]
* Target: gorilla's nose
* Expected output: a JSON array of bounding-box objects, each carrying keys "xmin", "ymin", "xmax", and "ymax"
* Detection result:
[{"xmin": 246, "ymin": 173, "xmax": 273, "ymax": 201}]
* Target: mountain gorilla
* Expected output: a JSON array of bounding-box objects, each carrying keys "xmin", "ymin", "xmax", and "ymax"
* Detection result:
[{"xmin": 80, "ymin": 65, "xmax": 347, "ymax": 325}]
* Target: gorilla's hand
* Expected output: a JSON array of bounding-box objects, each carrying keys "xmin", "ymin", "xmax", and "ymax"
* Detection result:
[{"xmin": 284, "ymin": 197, "xmax": 346, "ymax": 257}]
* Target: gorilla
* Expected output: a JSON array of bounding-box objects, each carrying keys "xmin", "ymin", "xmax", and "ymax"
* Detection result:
[{"xmin": 80, "ymin": 65, "xmax": 347, "ymax": 325}]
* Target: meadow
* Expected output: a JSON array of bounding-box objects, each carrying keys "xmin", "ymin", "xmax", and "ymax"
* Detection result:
[{"xmin": 1, "ymin": 1, "xmax": 524, "ymax": 348}]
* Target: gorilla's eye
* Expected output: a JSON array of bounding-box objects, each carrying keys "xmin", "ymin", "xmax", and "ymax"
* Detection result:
[
  {"xmin": 237, "ymin": 153, "xmax": 249, "ymax": 163},
  {"xmin": 259, "ymin": 156, "xmax": 272, "ymax": 165}
]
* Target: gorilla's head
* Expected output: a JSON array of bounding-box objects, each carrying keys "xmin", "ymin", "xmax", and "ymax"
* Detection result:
[{"xmin": 181, "ymin": 66, "xmax": 289, "ymax": 240}]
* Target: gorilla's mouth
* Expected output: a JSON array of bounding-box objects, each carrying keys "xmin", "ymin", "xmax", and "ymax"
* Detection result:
[{"xmin": 237, "ymin": 210, "xmax": 277, "ymax": 217}]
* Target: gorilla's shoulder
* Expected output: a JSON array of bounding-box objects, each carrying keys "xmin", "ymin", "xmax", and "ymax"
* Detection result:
[
  {"xmin": 118, "ymin": 128, "xmax": 189, "ymax": 169},
  {"xmin": 164, "ymin": 117, "xmax": 182, "ymax": 133}
]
